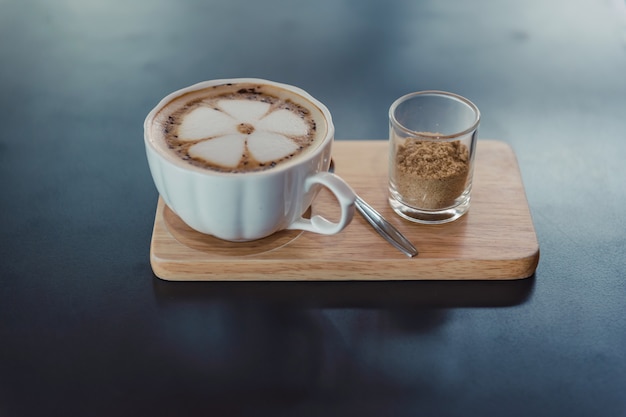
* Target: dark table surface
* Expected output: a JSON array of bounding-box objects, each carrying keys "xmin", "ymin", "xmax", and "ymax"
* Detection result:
[{"xmin": 2, "ymin": 0, "xmax": 626, "ymax": 416}]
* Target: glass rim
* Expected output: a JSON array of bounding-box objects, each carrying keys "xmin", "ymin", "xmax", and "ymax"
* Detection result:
[{"xmin": 389, "ymin": 90, "xmax": 481, "ymax": 140}]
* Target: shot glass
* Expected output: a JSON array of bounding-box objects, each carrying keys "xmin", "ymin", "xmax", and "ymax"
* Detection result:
[{"xmin": 388, "ymin": 91, "xmax": 480, "ymax": 224}]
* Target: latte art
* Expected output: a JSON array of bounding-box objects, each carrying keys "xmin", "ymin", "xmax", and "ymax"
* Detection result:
[{"xmin": 154, "ymin": 83, "xmax": 325, "ymax": 173}]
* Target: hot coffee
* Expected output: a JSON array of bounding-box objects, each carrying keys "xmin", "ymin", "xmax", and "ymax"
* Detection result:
[
  {"xmin": 144, "ymin": 78, "xmax": 355, "ymax": 241},
  {"xmin": 149, "ymin": 82, "xmax": 328, "ymax": 173}
]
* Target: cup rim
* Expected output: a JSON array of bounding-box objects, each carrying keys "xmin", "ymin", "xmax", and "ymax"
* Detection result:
[
  {"xmin": 143, "ymin": 78, "xmax": 334, "ymax": 177},
  {"xmin": 389, "ymin": 90, "xmax": 481, "ymax": 140}
]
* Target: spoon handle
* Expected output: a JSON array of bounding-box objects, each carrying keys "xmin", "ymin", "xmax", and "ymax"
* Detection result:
[{"xmin": 355, "ymin": 197, "xmax": 418, "ymax": 258}]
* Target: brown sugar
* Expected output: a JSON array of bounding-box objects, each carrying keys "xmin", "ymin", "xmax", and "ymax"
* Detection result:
[{"xmin": 394, "ymin": 137, "xmax": 469, "ymax": 209}]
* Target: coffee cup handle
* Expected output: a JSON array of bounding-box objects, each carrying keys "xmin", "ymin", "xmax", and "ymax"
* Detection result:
[{"xmin": 288, "ymin": 172, "xmax": 356, "ymax": 235}]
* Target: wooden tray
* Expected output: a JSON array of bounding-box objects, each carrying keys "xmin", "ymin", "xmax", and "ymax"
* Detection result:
[{"xmin": 150, "ymin": 140, "xmax": 539, "ymax": 281}]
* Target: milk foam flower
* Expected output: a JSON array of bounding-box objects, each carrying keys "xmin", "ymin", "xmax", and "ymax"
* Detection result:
[{"xmin": 177, "ymin": 99, "xmax": 308, "ymax": 168}]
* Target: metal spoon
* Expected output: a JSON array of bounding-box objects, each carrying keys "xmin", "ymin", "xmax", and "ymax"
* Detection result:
[{"xmin": 329, "ymin": 160, "xmax": 418, "ymax": 257}]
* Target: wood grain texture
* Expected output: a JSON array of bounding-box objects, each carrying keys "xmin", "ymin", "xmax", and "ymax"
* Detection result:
[{"xmin": 150, "ymin": 140, "xmax": 539, "ymax": 281}]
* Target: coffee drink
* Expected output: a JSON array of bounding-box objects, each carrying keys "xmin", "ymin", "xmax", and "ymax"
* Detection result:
[
  {"xmin": 149, "ymin": 82, "xmax": 328, "ymax": 173},
  {"xmin": 144, "ymin": 78, "xmax": 355, "ymax": 241}
]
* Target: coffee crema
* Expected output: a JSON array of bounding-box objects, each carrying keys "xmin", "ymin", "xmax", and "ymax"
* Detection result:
[{"xmin": 151, "ymin": 82, "xmax": 327, "ymax": 173}]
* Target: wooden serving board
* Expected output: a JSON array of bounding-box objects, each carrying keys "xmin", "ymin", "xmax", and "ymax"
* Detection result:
[{"xmin": 150, "ymin": 140, "xmax": 539, "ymax": 281}]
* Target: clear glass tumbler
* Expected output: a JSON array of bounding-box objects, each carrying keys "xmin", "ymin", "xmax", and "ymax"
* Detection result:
[{"xmin": 388, "ymin": 91, "xmax": 480, "ymax": 224}]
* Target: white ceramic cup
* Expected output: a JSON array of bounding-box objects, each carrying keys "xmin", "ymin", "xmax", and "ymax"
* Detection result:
[{"xmin": 144, "ymin": 78, "xmax": 356, "ymax": 242}]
